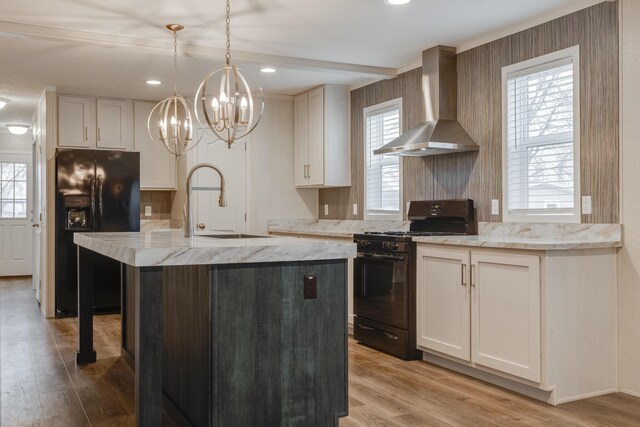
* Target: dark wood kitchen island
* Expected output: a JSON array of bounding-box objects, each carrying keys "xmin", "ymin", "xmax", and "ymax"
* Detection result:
[{"xmin": 73, "ymin": 230, "xmax": 355, "ymax": 427}]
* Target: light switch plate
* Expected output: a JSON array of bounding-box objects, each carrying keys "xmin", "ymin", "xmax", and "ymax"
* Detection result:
[
  {"xmin": 144, "ymin": 206, "xmax": 152, "ymax": 217},
  {"xmin": 353, "ymin": 203, "xmax": 358, "ymax": 216},
  {"xmin": 324, "ymin": 204, "xmax": 329, "ymax": 216},
  {"xmin": 491, "ymin": 199, "xmax": 499, "ymax": 216},
  {"xmin": 582, "ymin": 196, "xmax": 592, "ymax": 215}
]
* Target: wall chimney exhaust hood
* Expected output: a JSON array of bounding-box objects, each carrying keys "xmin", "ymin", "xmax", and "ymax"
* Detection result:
[{"xmin": 374, "ymin": 46, "xmax": 478, "ymax": 157}]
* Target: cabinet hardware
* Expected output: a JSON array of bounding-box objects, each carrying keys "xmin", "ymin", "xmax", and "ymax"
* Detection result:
[
  {"xmin": 307, "ymin": 164, "xmax": 311, "ymax": 179},
  {"xmin": 461, "ymin": 264, "xmax": 467, "ymax": 286},
  {"xmin": 471, "ymin": 264, "xmax": 476, "ymax": 287},
  {"xmin": 84, "ymin": 127, "xmax": 88, "ymax": 141},
  {"xmin": 197, "ymin": 223, "xmax": 206, "ymax": 230},
  {"xmin": 98, "ymin": 128, "xmax": 101, "ymax": 141}
]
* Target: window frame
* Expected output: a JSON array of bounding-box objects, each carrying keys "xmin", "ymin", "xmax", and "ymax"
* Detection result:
[
  {"xmin": 0, "ymin": 157, "xmax": 30, "ymax": 220},
  {"xmin": 363, "ymin": 97, "xmax": 403, "ymax": 221},
  {"xmin": 501, "ymin": 45, "xmax": 581, "ymax": 223}
]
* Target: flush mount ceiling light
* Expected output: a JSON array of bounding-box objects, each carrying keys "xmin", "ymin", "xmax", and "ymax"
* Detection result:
[
  {"xmin": 195, "ymin": 0, "xmax": 264, "ymax": 148},
  {"xmin": 147, "ymin": 24, "xmax": 198, "ymax": 158},
  {"xmin": 146, "ymin": 80, "xmax": 162, "ymax": 85},
  {"xmin": 0, "ymin": 97, "xmax": 9, "ymax": 110},
  {"xmin": 6, "ymin": 124, "xmax": 30, "ymax": 135},
  {"xmin": 260, "ymin": 67, "xmax": 276, "ymax": 73},
  {"xmin": 384, "ymin": 0, "xmax": 411, "ymax": 4}
]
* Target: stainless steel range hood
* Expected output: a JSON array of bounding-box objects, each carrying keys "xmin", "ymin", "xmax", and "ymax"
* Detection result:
[{"xmin": 374, "ymin": 46, "xmax": 478, "ymax": 157}]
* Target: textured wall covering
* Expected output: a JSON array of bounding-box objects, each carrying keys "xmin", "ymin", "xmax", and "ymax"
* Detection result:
[
  {"xmin": 320, "ymin": 1, "xmax": 619, "ymax": 223},
  {"xmin": 140, "ymin": 190, "xmax": 173, "ymax": 220}
]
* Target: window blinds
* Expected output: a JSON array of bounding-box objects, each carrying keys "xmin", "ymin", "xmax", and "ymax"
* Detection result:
[
  {"xmin": 365, "ymin": 105, "xmax": 400, "ymax": 214},
  {"xmin": 506, "ymin": 58, "xmax": 576, "ymax": 215}
]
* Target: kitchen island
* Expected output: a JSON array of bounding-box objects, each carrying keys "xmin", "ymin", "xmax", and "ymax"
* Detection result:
[{"xmin": 73, "ymin": 230, "xmax": 356, "ymax": 427}]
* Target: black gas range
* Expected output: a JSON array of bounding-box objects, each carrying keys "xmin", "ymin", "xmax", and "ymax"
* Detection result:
[{"xmin": 353, "ymin": 199, "xmax": 476, "ymax": 359}]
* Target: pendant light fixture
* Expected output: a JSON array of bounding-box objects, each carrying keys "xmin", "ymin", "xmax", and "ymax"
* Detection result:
[
  {"xmin": 195, "ymin": 0, "xmax": 264, "ymax": 148},
  {"xmin": 147, "ymin": 24, "xmax": 197, "ymax": 157}
]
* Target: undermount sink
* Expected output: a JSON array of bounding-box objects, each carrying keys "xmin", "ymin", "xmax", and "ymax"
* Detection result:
[{"xmin": 199, "ymin": 234, "xmax": 272, "ymax": 239}]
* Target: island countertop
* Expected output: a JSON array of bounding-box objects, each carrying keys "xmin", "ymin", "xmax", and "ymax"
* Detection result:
[{"xmin": 73, "ymin": 229, "xmax": 356, "ymax": 267}]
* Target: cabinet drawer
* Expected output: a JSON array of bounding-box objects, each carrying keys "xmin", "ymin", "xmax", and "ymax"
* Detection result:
[{"xmin": 354, "ymin": 317, "xmax": 411, "ymax": 359}]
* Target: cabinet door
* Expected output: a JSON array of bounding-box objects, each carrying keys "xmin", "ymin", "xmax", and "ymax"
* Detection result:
[
  {"xmin": 97, "ymin": 99, "xmax": 131, "ymax": 150},
  {"xmin": 294, "ymin": 93, "xmax": 309, "ymax": 187},
  {"xmin": 58, "ymin": 96, "xmax": 93, "ymax": 148},
  {"xmin": 471, "ymin": 251, "xmax": 540, "ymax": 382},
  {"xmin": 416, "ymin": 246, "xmax": 471, "ymax": 361},
  {"xmin": 307, "ymin": 86, "xmax": 325, "ymax": 186},
  {"xmin": 133, "ymin": 102, "xmax": 176, "ymax": 189}
]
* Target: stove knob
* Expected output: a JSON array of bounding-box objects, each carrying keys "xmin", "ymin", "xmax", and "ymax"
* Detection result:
[{"xmin": 393, "ymin": 243, "xmax": 399, "ymax": 250}]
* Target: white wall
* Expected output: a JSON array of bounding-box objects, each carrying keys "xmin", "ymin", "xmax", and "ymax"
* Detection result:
[
  {"xmin": 618, "ymin": 0, "xmax": 640, "ymax": 398},
  {"xmin": 248, "ymin": 97, "xmax": 318, "ymax": 233},
  {"xmin": 0, "ymin": 131, "xmax": 32, "ymax": 153},
  {"xmin": 170, "ymin": 96, "xmax": 318, "ymax": 233}
]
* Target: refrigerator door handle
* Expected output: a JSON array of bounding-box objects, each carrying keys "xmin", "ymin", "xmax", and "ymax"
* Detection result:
[
  {"xmin": 89, "ymin": 177, "xmax": 96, "ymax": 229},
  {"xmin": 97, "ymin": 175, "xmax": 104, "ymax": 228}
]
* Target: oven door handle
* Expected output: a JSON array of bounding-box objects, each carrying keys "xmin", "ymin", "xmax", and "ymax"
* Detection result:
[{"xmin": 357, "ymin": 252, "xmax": 406, "ymax": 262}]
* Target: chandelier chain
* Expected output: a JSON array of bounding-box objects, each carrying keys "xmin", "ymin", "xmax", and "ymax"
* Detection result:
[
  {"xmin": 225, "ymin": 0, "xmax": 231, "ymax": 65},
  {"xmin": 172, "ymin": 29, "xmax": 179, "ymax": 95}
]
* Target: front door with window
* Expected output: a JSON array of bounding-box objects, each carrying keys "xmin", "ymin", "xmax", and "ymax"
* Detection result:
[{"xmin": 0, "ymin": 155, "xmax": 32, "ymax": 276}]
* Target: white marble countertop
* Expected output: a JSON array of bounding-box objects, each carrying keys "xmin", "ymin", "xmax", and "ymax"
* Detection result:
[
  {"xmin": 412, "ymin": 235, "xmax": 622, "ymax": 250},
  {"xmin": 74, "ymin": 229, "xmax": 356, "ymax": 267},
  {"xmin": 267, "ymin": 219, "xmax": 622, "ymax": 251}
]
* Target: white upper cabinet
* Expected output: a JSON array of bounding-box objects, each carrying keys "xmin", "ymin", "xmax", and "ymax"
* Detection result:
[
  {"xmin": 97, "ymin": 99, "xmax": 132, "ymax": 150},
  {"xmin": 133, "ymin": 101, "xmax": 176, "ymax": 190},
  {"xmin": 294, "ymin": 85, "xmax": 350, "ymax": 188},
  {"xmin": 58, "ymin": 96, "xmax": 94, "ymax": 148},
  {"xmin": 57, "ymin": 96, "xmax": 133, "ymax": 151}
]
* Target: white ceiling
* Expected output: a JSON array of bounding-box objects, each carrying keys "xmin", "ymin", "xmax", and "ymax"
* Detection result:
[{"xmin": 0, "ymin": 0, "xmax": 605, "ymax": 126}]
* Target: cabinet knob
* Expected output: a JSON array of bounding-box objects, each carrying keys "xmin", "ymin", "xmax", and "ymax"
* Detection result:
[{"xmin": 197, "ymin": 223, "xmax": 206, "ymax": 230}]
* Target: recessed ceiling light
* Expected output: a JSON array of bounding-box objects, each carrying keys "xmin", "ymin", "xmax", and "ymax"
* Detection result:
[
  {"xmin": 146, "ymin": 80, "xmax": 162, "ymax": 85},
  {"xmin": 0, "ymin": 97, "xmax": 9, "ymax": 110},
  {"xmin": 6, "ymin": 124, "xmax": 30, "ymax": 135},
  {"xmin": 260, "ymin": 67, "xmax": 277, "ymax": 73},
  {"xmin": 385, "ymin": 0, "xmax": 411, "ymax": 4}
]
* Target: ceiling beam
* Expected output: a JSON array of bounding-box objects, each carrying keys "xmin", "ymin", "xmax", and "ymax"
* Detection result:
[{"xmin": 0, "ymin": 21, "xmax": 397, "ymax": 79}]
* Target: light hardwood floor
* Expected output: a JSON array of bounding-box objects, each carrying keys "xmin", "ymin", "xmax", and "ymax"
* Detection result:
[{"xmin": 1, "ymin": 276, "xmax": 639, "ymax": 426}]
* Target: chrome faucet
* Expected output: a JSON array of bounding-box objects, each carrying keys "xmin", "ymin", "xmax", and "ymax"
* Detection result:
[{"xmin": 184, "ymin": 163, "xmax": 227, "ymax": 238}]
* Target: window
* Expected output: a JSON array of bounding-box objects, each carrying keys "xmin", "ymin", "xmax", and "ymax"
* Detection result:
[
  {"xmin": 502, "ymin": 46, "xmax": 580, "ymax": 223},
  {"xmin": 364, "ymin": 98, "xmax": 402, "ymax": 219},
  {"xmin": 1, "ymin": 162, "xmax": 28, "ymax": 218}
]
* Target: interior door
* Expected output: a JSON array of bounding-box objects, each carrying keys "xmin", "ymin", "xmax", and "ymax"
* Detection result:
[
  {"xmin": 31, "ymin": 138, "xmax": 41, "ymax": 299},
  {"xmin": 189, "ymin": 131, "xmax": 248, "ymax": 233},
  {"xmin": 0, "ymin": 154, "xmax": 32, "ymax": 276}
]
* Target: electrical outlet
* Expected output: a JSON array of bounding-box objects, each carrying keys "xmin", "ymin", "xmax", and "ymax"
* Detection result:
[
  {"xmin": 353, "ymin": 203, "xmax": 358, "ymax": 216},
  {"xmin": 144, "ymin": 206, "xmax": 152, "ymax": 217},
  {"xmin": 491, "ymin": 199, "xmax": 499, "ymax": 216},
  {"xmin": 582, "ymin": 196, "xmax": 592, "ymax": 215},
  {"xmin": 324, "ymin": 204, "xmax": 329, "ymax": 216}
]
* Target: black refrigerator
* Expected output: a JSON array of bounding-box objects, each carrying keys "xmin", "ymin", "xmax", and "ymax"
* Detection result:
[{"xmin": 55, "ymin": 148, "xmax": 140, "ymax": 317}]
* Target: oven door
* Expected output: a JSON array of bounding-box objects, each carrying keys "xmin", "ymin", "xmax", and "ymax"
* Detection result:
[{"xmin": 354, "ymin": 251, "xmax": 408, "ymax": 330}]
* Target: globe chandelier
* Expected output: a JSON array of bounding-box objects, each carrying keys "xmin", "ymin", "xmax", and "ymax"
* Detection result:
[
  {"xmin": 147, "ymin": 24, "xmax": 198, "ymax": 157},
  {"xmin": 195, "ymin": 0, "xmax": 264, "ymax": 148}
]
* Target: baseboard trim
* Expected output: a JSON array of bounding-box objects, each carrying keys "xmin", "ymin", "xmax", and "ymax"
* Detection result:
[
  {"xmin": 555, "ymin": 388, "xmax": 618, "ymax": 405},
  {"xmin": 619, "ymin": 388, "xmax": 640, "ymax": 398}
]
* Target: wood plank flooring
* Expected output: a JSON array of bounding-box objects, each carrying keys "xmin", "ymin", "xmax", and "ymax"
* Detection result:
[{"xmin": 2, "ymin": 276, "xmax": 639, "ymax": 426}]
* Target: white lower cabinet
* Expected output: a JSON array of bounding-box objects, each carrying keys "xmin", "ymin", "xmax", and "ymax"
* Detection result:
[
  {"xmin": 416, "ymin": 243, "xmax": 618, "ymax": 405},
  {"xmin": 417, "ymin": 246, "xmax": 541, "ymax": 382}
]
